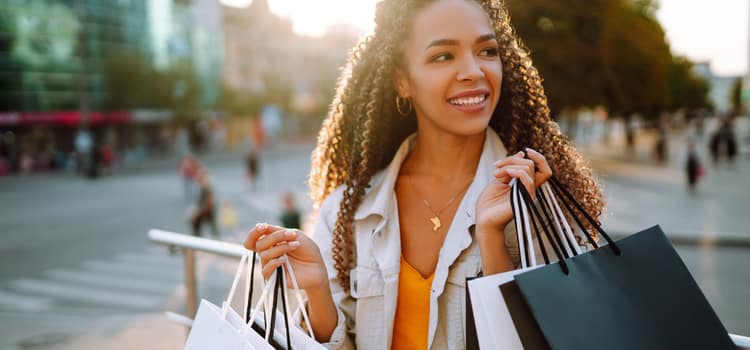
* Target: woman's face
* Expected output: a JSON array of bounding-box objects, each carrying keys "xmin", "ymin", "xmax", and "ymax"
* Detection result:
[{"xmin": 396, "ymin": 0, "xmax": 502, "ymax": 137}]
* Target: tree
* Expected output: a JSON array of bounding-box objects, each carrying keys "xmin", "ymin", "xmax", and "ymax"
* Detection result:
[
  {"xmin": 668, "ymin": 56, "xmax": 711, "ymax": 111},
  {"xmin": 730, "ymin": 77, "xmax": 743, "ymax": 115},
  {"xmin": 506, "ymin": 0, "xmax": 610, "ymax": 115},
  {"xmin": 506, "ymin": 0, "xmax": 683, "ymax": 121}
]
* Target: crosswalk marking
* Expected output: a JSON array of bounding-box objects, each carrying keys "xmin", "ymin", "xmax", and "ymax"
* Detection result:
[
  {"xmin": 11, "ymin": 278, "xmax": 164, "ymax": 310},
  {"xmin": 0, "ymin": 248, "xmax": 189, "ymax": 314},
  {"xmin": 81, "ymin": 260, "xmax": 180, "ymax": 282},
  {"xmin": 0, "ymin": 290, "xmax": 52, "ymax": 311},
  {"xmin": 45, "ymin": 268, "xmax": 177, "ymax": 295},
  {"xmin": 115, "ymin": 252, "xmax": 182, "ymax": 266}
]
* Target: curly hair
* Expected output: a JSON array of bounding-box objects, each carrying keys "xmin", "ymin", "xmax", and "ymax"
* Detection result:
[{"xmin": 309, "ymin": 0, "xmax": 604, "ymax": 290}]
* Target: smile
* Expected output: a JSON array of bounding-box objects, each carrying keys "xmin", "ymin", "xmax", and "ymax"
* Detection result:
[{"xmin": 448, "ymin": 94, "xmax": 488, "ymax": 106}]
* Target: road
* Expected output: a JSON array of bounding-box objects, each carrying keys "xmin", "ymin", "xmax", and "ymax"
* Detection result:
[{"xmin": 0, "ymin": 119, "xmax": 748, "ymax": 349}]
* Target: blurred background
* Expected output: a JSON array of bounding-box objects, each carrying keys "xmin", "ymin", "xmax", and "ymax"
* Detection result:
[{"xmin": 0, "ymin": 0, "xmax": 748, "ymax": 349}]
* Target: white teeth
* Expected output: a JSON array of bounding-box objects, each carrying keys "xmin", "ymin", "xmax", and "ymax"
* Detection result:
[{"xmin": 449, "ymin": 95, "xmax": 486, "ymax": 106}]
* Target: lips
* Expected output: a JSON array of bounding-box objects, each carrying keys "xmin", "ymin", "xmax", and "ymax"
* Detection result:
[{"xmin": 447, "ymin": 89, "xmax": 490, "ymax": 107}]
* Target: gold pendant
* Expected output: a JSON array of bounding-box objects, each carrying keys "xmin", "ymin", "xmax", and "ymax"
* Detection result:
[{"xmin": 430, "ymin": 216, "xmax": 441, "ymax": 232}]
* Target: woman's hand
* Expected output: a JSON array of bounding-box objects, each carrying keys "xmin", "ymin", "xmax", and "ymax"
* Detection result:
[
  {"xmin": 475, "ymin": 148, "xmax": 553, "ymax": 235},
  {"xmin": 244, "ymin": 224, "xmax": 329, "ymax": 292},
  {"xmin": 246, "ymin": 224, "xmax": 340, "ymax": 342}
]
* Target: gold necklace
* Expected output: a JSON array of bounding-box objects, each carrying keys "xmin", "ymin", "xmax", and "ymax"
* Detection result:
[{"xmin": 407, "ymin": 174, "xmax": 473, "ymax": 232}]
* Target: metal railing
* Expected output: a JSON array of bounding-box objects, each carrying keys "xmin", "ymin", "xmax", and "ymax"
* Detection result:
[
  {"xmin": 148, "ymin": 229, "xmax": 245, "ymax": 320},
  {"xmin": 148, "ymin": 228, "xmax": 750, "ymax": 348}
]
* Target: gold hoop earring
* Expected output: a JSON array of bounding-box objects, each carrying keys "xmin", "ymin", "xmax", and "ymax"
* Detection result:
[{"xmin": 396, "ymin": 96, "xmax": 413, "ymax": 116}]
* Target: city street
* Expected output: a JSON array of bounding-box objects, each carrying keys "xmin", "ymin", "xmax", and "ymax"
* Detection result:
[{"xmin": 0, "ymin": 120, "xmax": 748, "ymax": 349}]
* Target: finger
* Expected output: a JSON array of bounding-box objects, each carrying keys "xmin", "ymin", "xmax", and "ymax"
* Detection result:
[
  {"xmin": 262, "ymin": 256, "xmax": 286, "ymax": 280},
  {"xmin": 244, "ymin": 223, "xmax": 280, "ymax": 250},
  {"xmin": 525, "ymin": 148, "xmax": 553, "ymax": 184},
  {"xmin": 494, "ymin": 152, "xmax": 534, "ymax": 170},
  {"xmin": 492, "ymin": 165, "xmax": 530, "ymax": 184},
  {"xmin": 259, "ymin": 241, "xmax": 300, "ymax": 265},
  {"xmin": 507, "ymin": 168, "xmax": 536, "ymax": 199},
  {"xmin": 255, "ymin": 229, "xmax": 297, "ymax": 252},
  {"xmin": 492, "ymin": 167, "xmax": 515, "ymax": 184}
]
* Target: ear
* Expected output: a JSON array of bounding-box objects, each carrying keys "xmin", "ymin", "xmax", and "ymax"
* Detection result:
[{"xmin": 393, "ymin": 67, "xmax": 411, "ymax": 98}]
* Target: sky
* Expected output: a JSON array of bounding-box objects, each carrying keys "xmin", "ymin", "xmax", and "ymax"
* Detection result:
[{"xmin": 220, "ymin": 0, "xmax": 749, "ymax": 77}]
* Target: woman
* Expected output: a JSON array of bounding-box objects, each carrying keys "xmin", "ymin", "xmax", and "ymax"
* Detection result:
[{"xmin": 245, "ymin": 0, "xmax": 603, "ymax": 348}]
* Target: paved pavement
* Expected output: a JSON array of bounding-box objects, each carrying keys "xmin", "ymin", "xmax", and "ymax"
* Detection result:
[{"xmin": 0, "ymin": 118, "xmax": 748, "ymax": 349}]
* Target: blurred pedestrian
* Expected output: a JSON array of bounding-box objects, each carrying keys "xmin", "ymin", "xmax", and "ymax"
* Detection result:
[
  {"xmin": 625, "ymin": 115, "xmax": 637, "ymax": 155},
  {"xmin": 190, "ymin": 170, "xmax": 219, "ymax": 238},
  {"xmin": 19, "ymin": 151, "xmax": 33, "ymax": 174},
  {"xmin": 87, "ymin": 142, "xmax": 102, "ymax": 179},
  {"xmin": 279, "ymin": 191, "xmax": 301, "ymax": 229},
  {"xmin": 685, "ymin": 139, "xmax": 704, "ymax": 193},
  {"xmin": 244, "ymin": 149, "xmax": 260, "ymax": 191},
  {"xmin": 180, "ymin": 154, "xmax": 200, "ymax": 200},
  {"xmin": 653, "ymin": 121, "xmax": 668, "ymax": 163},
  {"xmin": 101, "ymin": 143, "xmax": 115, "ymax": 176},
  {"xmin": 709, "ymin": 118, "xmax": 738, "ymax": 166}
]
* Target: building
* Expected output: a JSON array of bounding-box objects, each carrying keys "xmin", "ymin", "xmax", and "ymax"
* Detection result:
[
  {"xmin": 0, "ymin": 0, "xmax": 223, "ymax": 174},
  {"xmin": 221, "ymin": 0, "xmax": 358, "ymax": 145},
  {"xmin": 693, "ymin": 62, "xmax": 741, "ymax": 114}
]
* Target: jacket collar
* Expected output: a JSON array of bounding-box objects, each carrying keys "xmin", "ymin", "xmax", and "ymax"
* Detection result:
[
  {"xmin": 353, "ymin": 128, "xmax": 507, "ymax": 228},
  {"xmin": 353, "ymin": 133, "xmax": 416, "ymax": 221}
]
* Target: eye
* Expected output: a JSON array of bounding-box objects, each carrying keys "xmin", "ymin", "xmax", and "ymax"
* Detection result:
[
  {"xmin": 479, "ymin": 46, "xmax": 499, "ymax": 57},
  {"xmin": 430, "ymin": 52, "xmax": 453, "ymax": 63}
]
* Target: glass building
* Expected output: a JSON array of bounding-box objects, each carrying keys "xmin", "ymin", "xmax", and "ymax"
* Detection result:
[
  {"xmin": 0, "ymin": 0, "xmax": 222, "ymax": 174},
  {"xmin": 0, "ymin": 0, "xmax": 151, "ymax": 112}
]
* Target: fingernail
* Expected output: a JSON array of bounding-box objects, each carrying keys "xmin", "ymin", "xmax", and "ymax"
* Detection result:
[
  {"xmin": 285, "ymin": 230, "xmax": 296, "ymax": 238},
  {"xmin": 288, "ymin": 241, "xmax": 300, "ymax": 247},
  {"xmin": 258, "ymin": 223, "xmax": 267, "ymax": 231}
]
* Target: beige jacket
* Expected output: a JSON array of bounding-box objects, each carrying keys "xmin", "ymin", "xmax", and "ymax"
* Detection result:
[{"xmin": 312, "ymin": 129, "xmax": 540, "ymax": 349}]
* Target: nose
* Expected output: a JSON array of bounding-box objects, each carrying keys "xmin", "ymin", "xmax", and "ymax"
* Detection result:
[{"xmin": 456, "ymin": 55, "xmax": 484, "ymax": 82}]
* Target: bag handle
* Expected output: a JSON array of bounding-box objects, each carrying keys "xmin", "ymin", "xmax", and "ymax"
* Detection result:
[
  {"xmin": 539, "ymin": 182, "xmax": 583, "ymax": 256},
  {"xmin": 243, "ymin": 266, "xmax": 293, "ymax": 349},
  {"xmin": 240, "ymin": 250, "xmax": 315, "ymax": 349},
  {"xmin": 548, "ymin": 176, "xmax": 621, "ymax": 256},
  {"xmin": 515, "ymin": 180, "xmax": 570, "ymax": 274},
  {"xmin": 268, "ymin": 266, "xmax": 292, "ymax": 349},
  {"xmin": 512, "ymin": 179, "xmax": 568, "ymax": 272},
  {"xmin": 283, "ymin": 254, "xmax": 315, "ymax": 338},
  {"xmin": 520, "ymin": 151, "xmax": 583, "ymax": 258},
  {"xmin": 223, "ymin": 251, "xmax": 250, "ymax": 320},
  {"xmin": 510, "ymin": 178, "xmax": 535, "ymax": 268}
]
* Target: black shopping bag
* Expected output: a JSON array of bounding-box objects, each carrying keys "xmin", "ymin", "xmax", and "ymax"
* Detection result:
[
  {"xmin": 465, "ymin": 277, "xmax": 480, "ymax": 350},
  {"xmin": 514, "ymin": 178, "xmax": 735, "ymax": 350},
  {"xmin": 498, "ymin": 281, "xmax": 549, "ymax": 350}
]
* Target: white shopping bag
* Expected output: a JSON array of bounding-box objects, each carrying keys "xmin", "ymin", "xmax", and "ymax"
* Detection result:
[
  {"xmin": 247, "ymin": 258, "xmax": 326, "ymax": 349},
  {"xmin": 185, "ymin": 252, "xmax": 276, "ymax": 349},
  {"xmin": 468, "ymin": 265, "xmax": 542, "ymax": 349},
  {"xmin": 467, "ymin": 181, "xmax": 583, "ymax": 349}
]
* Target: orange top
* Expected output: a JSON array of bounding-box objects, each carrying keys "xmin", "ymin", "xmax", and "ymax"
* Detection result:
[{"xmin": 392, "ymin": 256, "xmax": 435, "ymax": 350}]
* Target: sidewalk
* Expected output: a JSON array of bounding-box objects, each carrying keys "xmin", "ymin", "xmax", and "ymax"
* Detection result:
[{"xmin": 582, "ymin": 116, "xmax": 750, "ymax": 246}]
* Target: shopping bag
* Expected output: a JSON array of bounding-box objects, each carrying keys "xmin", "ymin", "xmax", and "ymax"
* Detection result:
[
  {"xmin": 247, "ymin": 259, "xmax": 326, "ymax": 350},
  {"xmin": 185, "ymin": 252, "xmax": 276, "ymax": 349},
  {"xmin": 466, "ymin": 181, "xmax": 576, "ymax": 349},
  {"xmin": 513, "ymin": 177, "xmax": 736, "ymax": 350}
]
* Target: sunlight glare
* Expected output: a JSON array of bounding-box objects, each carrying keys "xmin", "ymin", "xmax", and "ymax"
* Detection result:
[{"xmin": 220, "ymin": 0, "xmax": 377, "ymax": 37}]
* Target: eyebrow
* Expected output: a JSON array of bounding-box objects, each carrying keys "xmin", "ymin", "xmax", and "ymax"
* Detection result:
[{"xmin": 424, "ymin": 33, "xmax": 497, "ymax": 51}]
